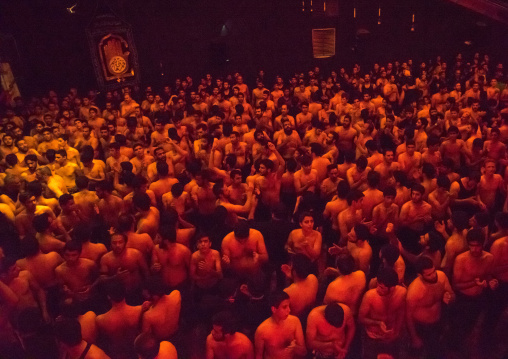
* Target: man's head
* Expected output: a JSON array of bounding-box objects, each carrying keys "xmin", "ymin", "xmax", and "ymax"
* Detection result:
[
  {"xmin": 298, "ymin": 212, "xmax": 314, "ymax": 232},
  {"xmin": 196, "ymin": 234, "xmax": 212, "ymax": 253},
  {"xmin": 110, "ymin": 233, "xmax": 127, "ymax": 255},
  {"xmin": 467, "ymin": 228, "xmax": 484, "ymax": 257},
  {"xmin": 383, "ymin": 148, "xmax": 394, "ymax": 164},
  {"xmin": 62, "ymin": 240, "xmax": 82, "ymax": 265},
  {"xmin": 104, "ymin": 278, "xmax": 126, "ymax": 303},
  {"xmin": 411, "ymin": 184, "xmax": 425, "ymax": 203},
  {"xmin": 233, "ymin": 220, "xmax": 250, "ymax": 242},
  {"xmin": 211, "ymin": 311, "xmax": 236, "ymax": 342},
  {"xmin": 55, "ymin": 149, "xmax": 67, "ymax": 166},
  {"xmin": 269, "ymin": 290, "xmax": 291, "ymax": 320},
  {"xmin": 376, "ymin": 267, "xmax": 398, "ymax": 296},
  {"xmin": 415, "ymin": 255, "xmax": 438, "ymax": 284},
  {"xmin": 54, "ymin": 318, "xmax": 83, "ymax": 347},
  {"xmin": 290, "ymin": 254, "xmax": 313, "ymax": 280},
  {"xmin": 324, "ymin": 303, "xmax": 345, "ymax": 328},
  {"xmin": 346, "ymin": 189, "xmax": 364, "ymax": 210}
]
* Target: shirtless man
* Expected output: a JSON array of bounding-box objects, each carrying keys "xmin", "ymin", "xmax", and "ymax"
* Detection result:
[
  {"xmin": 451, "ymin": 229, "xmax": 497, "ymax": 349},
  {"xmin": 282, "ymin": 254, "xmax": 318, "ymax": 318},
  {"xmin": 95, "ymin": 180, "xmax": 124, "ymax": 230},
  {"xmin": 337, "ymin": 190, "xmax": 364, "ymax": 244},
  {"xmin": 150, "ymin": 222, "xmax": 190, "ymax": 289},
  {"xmin": 55, "ymin": 318, "xmax": 110, "ymax": 359},
  {"xmin": 406, "ymin": 256, "xmax": 454, "ymax": 356},
  {"xmin": 399, "ymin": 184, "xmax": 432, "ymax": 232},
  {"xmin": 439, "ymin": 126, "xmax": 466, "ymax": 171},
  {"xmin": 135, "ymin": 332, "xmax": 177, "ymax": 359},
  {"xmin": 361, "ymin": 171, "xmax": 384, "ymax": 221},
  {"xmin": 306, "ymin": 303, "xmax": 355, "ymax": 359},
  {"xmin": 225, "ymin": 132, "xmax": 248, "ymax": 169},
  {"xmin": 133, "ymin": 192, "xmax": 160, "ymax": 240},
  {"xmin": 57, "ymin": 134, "xmax": 81, "ymax": 167},
  {"xmin": 275, "ymin": 120, "xmax": 301, "ymax": 159},
  {"xmin": 254, "ymin": 291, "xmax": 306, "ymax": 359},
  {"xmin": 335, "ymin": 115, "xmax": 357, "ymax": 153},
  {"xmin": 112, "ymin": 215, "xmax": 151, "ymax": 259},
  {"xmin": 374, "ymin": 148, "xmax": 400, "ymax": 190},
  {"xmin": 0, "ymin": 257, "xmax": 50, "ymax": 323},
  {"xmin": 37, "ymin": 165, "xmax": 68, "ymax": 198},
  {"xmin": 55, "ymin": 149, "xmax": 82, "ymax": 191},
  {"xmin": 192, "ymin": 169, "xmax": 217, "ymax": 219},
  {"xmin": 222, "ymin": 220, "xmax": 268, "ymax": 278},
  {"xmin": 294, "ymin": 154, "xmax": 318, "ymax": 195},
  {"xmin": 55, "ymin": 240, "xmax": 97, "ymax": 303},
  {"xmin": 149, "ymin": 162, "xmax": 178, "ymax": 204},
  {"xmin": 347, "ymin": 156, "xmax": 370, "ymax": 192},
  {"xmin": 100, "ymin": 232, "xmax": 148, "ymax": 302},
  {"xmin": 254, "ymin": 143, "xmax": 285, "ymax": 209},
  {"xmin": 190, "ymin": 235, "xmax": 222, "ymax": 291},
  {"xmin": 96, "ymin": 280, "xmax": 143, "ymax": 359},
  {"xmin": 323, "ymin": 181, "xmax": 350, "ymax": 234},
  {"xmin": 320, "ymin": 164, "xmax": 340, "ymax": 201},
  {"xmin": 286, "ymin": 212, "xmax": 322, "ymax": 262},
  {"xmin": 359, "ymin": 267, "xmax": 407, "ymax": 359},
  {"xmin": 207, "ymin": 311, "xmax": 254, "ymax": 359},
  {"xmin": 295, "ymin": 102, "xmax": 313, "ymax": 134},
  {"xmin": 397, "ymin": 139, "xmax": 422, "ymax": 181},
  {"xmin": 372, "ymin": 187, "xmax": 399, "ymax": 236},
  {"xmin": 142, "ymin": 278, "xmax": 181, "ymax": 340},
  {"xmin": 477, "ymin": 159, "xmax": 505, "ymax": 212},
  {"xmin": 130, "ymin": 143, "xmax": 154, "ymax": 178},
  {"xmin": 73, "ymin": 176, "xmax": 100, "ymax": 223},
  {"xmin": 324, "ymin": 254, "xmax": 366, "ymax": 315}
]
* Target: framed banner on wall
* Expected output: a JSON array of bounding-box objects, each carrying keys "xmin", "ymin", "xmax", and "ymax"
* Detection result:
[{"xmin": 86, "ymin": 14, "xmax": 140, "ymax": 90}]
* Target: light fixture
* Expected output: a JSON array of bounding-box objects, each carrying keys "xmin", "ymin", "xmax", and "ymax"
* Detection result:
[
  {"xmin": 411, "ymin": 13, "xmax": 415, "ymax": 31},
  {"xmin": 67, "ymin": 3, "xmax": 77, "ymax": 14},
  {"xmin": 378, "ymin": 6, "xmax": 381, "ymax": 25}
]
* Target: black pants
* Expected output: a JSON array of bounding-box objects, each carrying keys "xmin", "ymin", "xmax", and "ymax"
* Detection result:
[
  {"xmin": 448, "ymin": 291, "xmax": 486, "ymax": 351},
  {"xmin": 412, "ymin": 320, "xmax": 443, "ymax": 359},
  {"xmin": 362, "ymin": 332, "xmax": 400, "ymax": 359}
]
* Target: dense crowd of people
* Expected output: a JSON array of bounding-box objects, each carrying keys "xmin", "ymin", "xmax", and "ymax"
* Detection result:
[{"xmin": 0, "ymin": 52, "xmax": 507, "ymax": 359}]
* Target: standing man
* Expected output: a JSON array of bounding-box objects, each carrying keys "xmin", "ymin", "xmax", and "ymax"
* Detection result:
[
  {"xmin": 359, "ymin": 267, "xmax": 407, "ymax": 359},
  {"xmin": 254, "ymin": 291, "xmax": 306, "ymax": 359}
]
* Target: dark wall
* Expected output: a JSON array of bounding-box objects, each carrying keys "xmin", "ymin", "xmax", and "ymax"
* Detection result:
[{"xmin": 1, "ymin": 0, "xmax": 506, "ymax": 96}]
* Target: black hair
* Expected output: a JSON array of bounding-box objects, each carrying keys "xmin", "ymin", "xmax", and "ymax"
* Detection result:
[
  {"xmin": 336, "ymin": 254, "xmax": 355, "ymax": 275},
  {"xmin": 133, "ymin": 192, "xmax": 151, "ymax": 211},
  {"xmin": 356, "ymin": 156, "xmax": 368, "ymax": 170},
  {"xmin": 337, "ymin": 181, "xmax": 350, "ymax": 199},
  {"xmin": 367, "ymin": 171, "xmax": 381, "ymax": 188},
  {"xmin": 63, "ymin": 240, "xmax": 82, "ymax": 253},
  {"xmin": 32, "ymin": 213, "xmax": 50, "ymax": 233},
  {"xmin": 104, "ymin": 278, "xmax": 126, "ymax": 302},
  {"xmin": 20, "ymin": 235, "xmax": 40, "ymax": 257},
  {"xmin": 415, "ymin": 255, "xmax": 434, "ymax": 274},
  {"xmin": 58, "ymin": 193, "xmax": 74, "ymax": 206},
  {"xmin": 54, "ymin": 318, "xmax": 82, "ymax": 346},
  {"xmin": 233, "ymin": 220, "xmax": 250, "ymax": 239},
  {"xmin": 380, "ymin": 244, "xmax": 400, "ymax": 266},
  {"xmin": 354, "ymin": 223, "xmax": 370, "ymax": 241},
  {"xmin": 291, "ymin": 254, "xmax": 313, "ymax": 279},
  {"xmin": 466, "ymin": 228, "xmax": 485, "ymax": 245},
  {"xmin": 377, "ymin": 267, "xmax": 398, "ymax": 288},
  {"xmin": 383, "ymin": 186, "xmax": 396, "ymax": 197},
  {"xmin": 75, "ymin": 176, "xmax": 89, "ymax": 190},
  {"xmin": 269, "ymin": 290, "xmax": 290, "ymax": 309},
  {"xmin": 134, "ymin": 332, "xmax": 160, "ymax": 359},
  {"xmin": 324, "ymin": 303, "xmax": 345, "ymax": 328},
  {"xmin": 346, "ymin": 190, "xmax": 364, "ymax": 205},
  {"xmin": 212, "ymin": 311, "xmax": 236, "ymax": 335},
  {"xmin": 171, "ymin": 182, "xmax": 184, "ymax": 197}
]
